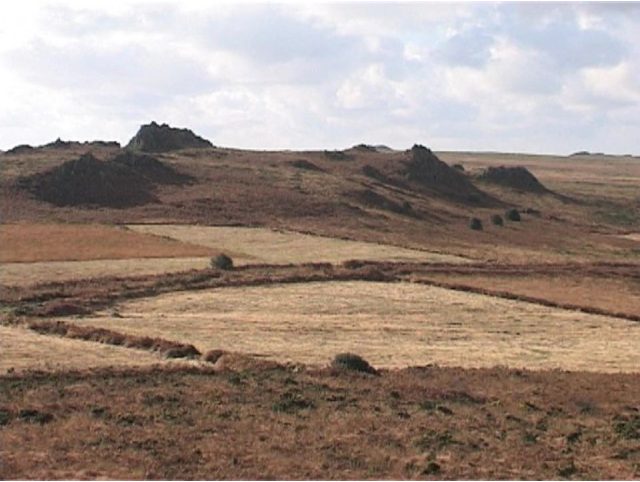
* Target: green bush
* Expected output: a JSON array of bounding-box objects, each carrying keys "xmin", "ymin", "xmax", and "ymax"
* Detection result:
[
  {"xmin": 491, "ymin": 214, "xmax": 504, "ymax": 226},
  {"xmin": 505, "ymin": 208, "xmax": 521, "ymax": 221},
  {"xmin": 469, "ymin": 217, "xmax": 483, "ymax": 230},
  {"xmin": 211, "ymin": 253, "xmax": 233, "ymax": 270},
  {"xmin": 331, "ymin": 353, "xmax": 378, "ymax": 375}
]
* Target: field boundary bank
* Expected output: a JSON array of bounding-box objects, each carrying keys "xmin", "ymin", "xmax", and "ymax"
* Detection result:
[
  {"xmin": 406, "ymin": 277, "xmax": 640, "ymax": 323},
  {"xmin": 3, "ymin": 260, "xmax": 639, "ymax": 324}
]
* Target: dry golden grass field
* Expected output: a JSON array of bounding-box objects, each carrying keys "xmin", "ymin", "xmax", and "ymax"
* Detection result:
[
  {"xmin": 127, "ymin": 224, "xmax": 468, "ymax": 265},
  {"xmin": 70, "ymin": 280, "xmax": 640, "ymax": 373},
  {"xmin": 1, "ymin": 224, "xmax": 467, "ymax": 286},
  {"xmin": 0, "ymin": 325, "xmax": 176, "ymax": 373},
  {"xmin": 1, "ymin": 256, "xmax": 210, "ymax": 287}
]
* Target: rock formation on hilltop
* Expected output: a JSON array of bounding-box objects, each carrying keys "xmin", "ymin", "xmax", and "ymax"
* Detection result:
[
  {"xmin": 126, "ymin": 122, "xmax": 213, "ymax": 153},
  {"xmin": 5, "ymin": 144, "xmax": 34, "ymax": 155},
  {"xmin": 404, "ymin": 145, "xmax": 489, "ymax": 203},
  {"xmin": 478, "ymin": 166, "xmax": 548, "ymax": 193}
]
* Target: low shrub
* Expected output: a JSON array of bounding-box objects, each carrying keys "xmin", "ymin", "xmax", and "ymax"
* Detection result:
[
  {"xmin": 211, "ymin": 254, "xmax": 233, "ymax": 270},
  {"xmin": 203, "ymin": 349, "xmax": 226, "ymax": 364},
  {"xmin": 331, "ymin": 353, "xmax": 378, "ymax": 375},
  {"xmin": 163, "ymin": 344, "xmax": 201, "ymax": 359},
  {"xmin": 491, "ymin": 214, "xmax": 504, "ymax": 226},
  {"xmin": 506, "ymin": 208, "xmax": 521, "ymax": 221},
  {"xmin": 469, "ymin": 217, "xmax": 483, "ymax": 230},
  {"xmin": 272, "ymin": 392, "xmax": 315, "ymax": 413}
]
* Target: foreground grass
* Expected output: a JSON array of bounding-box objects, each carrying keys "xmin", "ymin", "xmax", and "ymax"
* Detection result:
[{"xmin": 1, "ymin": 363, "xmax": 640, "ymax": 479}]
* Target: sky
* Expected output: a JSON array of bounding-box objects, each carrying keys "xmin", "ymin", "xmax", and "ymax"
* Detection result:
[{"xmin": 0, "ymin": 1, "xmax": 639, "ymax": 154}]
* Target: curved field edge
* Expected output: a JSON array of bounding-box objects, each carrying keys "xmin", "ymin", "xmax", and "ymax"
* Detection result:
[{"xmin": 59, "ymin": 280, "xmax": 640, "ymax": 373}]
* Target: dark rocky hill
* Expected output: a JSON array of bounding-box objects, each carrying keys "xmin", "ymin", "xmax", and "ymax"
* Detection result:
[
  {"xmin": 126, "ymin": 122, "xmax": 213, "ymax": 153},
  {"xmin": 478, "ymin": 166, "xmax": 548, "ymax": 193}
]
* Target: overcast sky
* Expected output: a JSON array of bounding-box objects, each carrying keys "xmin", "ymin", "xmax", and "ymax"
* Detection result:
[{"xmin": 1, "ymin": 1, "xmax": 638, "ymax": 154}]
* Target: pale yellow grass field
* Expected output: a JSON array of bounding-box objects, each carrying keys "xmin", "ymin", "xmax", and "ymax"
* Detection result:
[
  {"xmin": 1, "ymin": 257, "xmax": 210, "ymax": 287},
  {"xmin": 77, "ymin": 281, "xmax": 640, "ymax": 373},
  {"xmin": 0, "ymin": 325, "xmax": 181, "ymax": 374},
  {"xmin": 127, "ymin": 224, "xmax": 468, "ymax": 265}
]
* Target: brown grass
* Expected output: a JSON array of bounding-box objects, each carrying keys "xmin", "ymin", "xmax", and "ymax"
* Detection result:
[
  {"xmin": 27, "ymin": 320, "xmax": 202, "ymax": 359},
  {"xmin": 67, "ymin": 281, "xmax": 640, "ymax": 373},
  {"xmin": 0, "ymin": 223, "xmax": 217, "ymax": 263},
  {"xmin": 420, "ymin": 273, "xmax": 640, "ymax": 317},
  {"xmin": 5, "ymin": 147, "xmax": 637, "ymax": 265},
  {"xmin": 1, "ymin": 363, "xmax": 640, "ymax": 479}
]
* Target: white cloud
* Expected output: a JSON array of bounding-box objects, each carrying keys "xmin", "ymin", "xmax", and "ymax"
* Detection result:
[{"xmin": 0, "ymin": 1, "xmax": 638, "ymax": 154}]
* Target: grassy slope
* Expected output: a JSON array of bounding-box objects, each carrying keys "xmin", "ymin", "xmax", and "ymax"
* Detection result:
[{"xmin": 2, "ymin": 145, "xmax": 639, "ymax": 263}]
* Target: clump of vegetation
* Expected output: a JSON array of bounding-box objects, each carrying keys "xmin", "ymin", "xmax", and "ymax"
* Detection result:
[
  {"xmin": 272, "ymin": 391, "xmax": 315, "ymax": 413},
  {"xmin": 469, "ymin": 217, "xmax": 483, "ymax": 230},
  {"xmin": 491, "ymin": 214, "xmax": 504, "ymax": 226},
  {"xmin": 422, "ymin": 461, "xmax": 441, "ymax": 475},
  {"xmin": 505, "ymin": 208, "xmax": 521, "ymax": 221},
  {"xmin": 331, "ymin": 353, "xmax": 378, "ymax": 375},
  {"xmin": 203, "ymin": 349, "xmax": 226, "ymax": 364},
  {"xmin": 614, "ymin": 414, "xmax": 640, "ymax": 440},
  {"xmin": 18, "ymin": 409, "xmax": 54, "ymax": 425},
  {"xmin": 452, "ymin": 163, "xmax": 465, "ymax": 171},
  {"xmin": 163, "ymin": 345, "xmax": 200, "ymax": 359},
  {"xmin": 0, "ymin": 409, "xmax": 11, "ymax": 426},
  {"xmin": 211, "ymin": 253, "xmax": 233, "ymax": 270}
]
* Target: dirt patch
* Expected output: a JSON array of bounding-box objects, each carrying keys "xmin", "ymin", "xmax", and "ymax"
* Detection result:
[
  {"xmin": 478, "ymin": 165, "xmax": 549, "ymax": 193},
  {"xmin": 126, "ymin": 121, "xmax": 213, "ymax": 152}
]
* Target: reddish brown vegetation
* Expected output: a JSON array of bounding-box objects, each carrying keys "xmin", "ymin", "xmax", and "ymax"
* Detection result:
[
  {"xmin": 27, "ymin": 320, "xmax": 201, "ymax": 359},
  {"xmin": 2, "ymin": 364, "xmax": 640, "ymax": 479}
]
